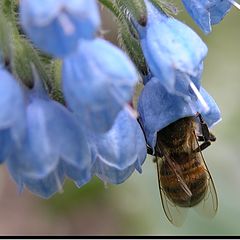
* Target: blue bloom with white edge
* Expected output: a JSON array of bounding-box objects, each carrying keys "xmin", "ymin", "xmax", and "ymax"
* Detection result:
[
  {"xmin": 87, "ymin": 108, "xmax": 147, "ymax": 185},
  {"xmin": 138, "ymin": 77, "xmax": 221, "ymax": 149},
  {"xmin": 62, "ymin": 38, "xmax": 138, "ymax": 133},
  {"xmin": 134, "ymin": 0, "xmax": 207, "ymax": 97},
  {"xmin": 20, "ymin": 0, "xmax": 100, "ymax": 57},
  {"xmin": 181, "ymin": 0, "xmax": 233, "ymax": 34},
  {"xmin": 0, "ymin": 68, "xmax": 26, "ymax": 163},
  {"xmin": 7, "ymin": 71, "xmax": 93, "ymax": 197}
]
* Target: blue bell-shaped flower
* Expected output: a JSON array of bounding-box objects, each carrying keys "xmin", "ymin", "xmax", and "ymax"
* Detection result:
[
  {"xmin": 181, "ymin": 0, "xmax": 232, "ymax": 34},
  {"xmin": 0, "ymin": 68, "xmax": 26, "ymax": 163},
  {"xmin": 87, "ymin": 108, "xmax": 147, "ymax": 185},
  {"xmin": 62, "ymin": 38, "xmax": 138, "ymax": 133},
  {"xmin": 134, "ymin": 0, "xmax": 207, "ymax": 97},
  {"xmin": 20, "ymin": 0, "xmax": 101, "ymax": 57},
  {"xmin": 7, "ymin": 68, "xmax": 92, "ymax": 197},
  {"xmin": 8, "ymin": 161, "xmax": 65, "ymax": 199},
  {"xmin": 138, "ymin": 77, "xmax": 221, "ymax": 149}
]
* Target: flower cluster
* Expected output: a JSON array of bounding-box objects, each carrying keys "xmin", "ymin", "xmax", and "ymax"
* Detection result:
[
  {"xmin": 0, "ymin": 0, "xmax": 234, "ymax": 198},
  {"xmin": 0, "ymin": 0, "xmax": 147, "ymax": 198}
]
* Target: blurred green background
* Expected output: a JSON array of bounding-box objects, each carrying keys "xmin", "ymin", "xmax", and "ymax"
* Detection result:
[{"xmin": 0, "ymin": 2, "xmax": 240, "ymax": 236}]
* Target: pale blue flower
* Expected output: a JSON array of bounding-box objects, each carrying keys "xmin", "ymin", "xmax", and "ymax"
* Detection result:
[
  {"xmin": 62, "ymin": 38, "xmax": 138, "ymax": 133},
  {"xmin": 0, "ymin": 68, "xmax": 26, "ymax": 163},
  {"xmin": 88, "ymin": 108, "xmax": 147, "ymax": 184},
  {"xmin": 20, "ymin": 0, "xmax": 101, "ymax": 57},
  {"xmin": 182, "ymin": 0, "xmax": 232, "ymax": 34},
  {"xmin": 8, "ymin": 162, "xmax": 65, "ymax": 199},
  {"xmin": 23, "ymin": 165, "xmax": 65, "ymax": 199},
  {"xmin": 134, "ymin": 0, "xmax": 207, "ymax": 97},
  {"xmin": 138, "ymin": 77, "xmax": 221, "ymax": 149},
  {"xmin": 0, "ymin": 129, "xmax": 13, "ymax": 164},
  {"xmin": 7, "ymin": 72, "xmax": 92, "ymax": 196}
]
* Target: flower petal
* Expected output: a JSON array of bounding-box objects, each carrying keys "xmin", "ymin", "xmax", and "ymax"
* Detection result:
[
  {"xmin": 0, "ymin": 69, "xmax": 26, "ymax": 162},
  {"xmin": 89, "ymin": 108, "xmax": 147, "ymax": 184},
  {"xmin": 23, "ymin": 166, "xmax": 65, "ymax": 199},
  {"xmin": 62, "ymin": 38, "xmax": 138, "ymax": 133},
  {"xmin": 20, "ymin": 0, "xmax": 101, "ymax": 57},
  {"xmin": 182, "ymin": 0, "xmax": 232, "ymax": 34},
  {"xmin": 136, "ymin": 0, "xmax": 207, "ymax": 94},
  {"xmin": 138, "ymin": 77, "xmax": 221, "ymax": 148}
]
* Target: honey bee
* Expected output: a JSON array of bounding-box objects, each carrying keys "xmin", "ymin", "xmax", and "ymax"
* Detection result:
[{"xmin": 144, "ymin": 113, "xmax": 218, "ymax": 226}]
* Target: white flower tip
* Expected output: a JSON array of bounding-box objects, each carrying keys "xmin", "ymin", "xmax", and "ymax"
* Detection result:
[
  {"xmin": 209, "ymin": 117, "xmax": 222, "ymax": 129},
  {"xmin": 54, "ymin": 171, "xmax": 64, "ymax": 194},
  {"xmin": 189, "ymin": 81, "xmax": 210, "ymax": 113},
  {"xmin": 228, "ymin": 0, "xmax": 240, "ymax": 10}
]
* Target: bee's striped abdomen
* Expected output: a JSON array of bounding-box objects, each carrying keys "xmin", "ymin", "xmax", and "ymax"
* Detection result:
[{"xmin": 160, "ymin": 157, "xmax": 208, "ymax": 207}]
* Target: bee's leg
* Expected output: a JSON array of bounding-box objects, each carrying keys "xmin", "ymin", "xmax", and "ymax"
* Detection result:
[
  {"xmin": 147, "ymin": 146, "xmax": 158, "ymax": 163},
  {"xmin": 137, "ymin": 116, "xmax": 154, "ymax": 154},
  {"xmin": 197, "ymin": 135, "xmax": 205, "ymax": 142},
  {"xmin": 137, "ymin": 117, "xmax": 164, "ymax": 159},
  {"xmin": 195, "ymin": 113, "xmax": 217, "ymax": 152},
  {"xmin": 197, "ymin": 132, "xmax": 216, "ymax": 142},
  {"xmin": 153, "ymin": 156, "xmax": 158, "ymax": 163},
  {"xmin": 147, "ymin": 145, "xmax": 163, "ymax": 157},
  {"xmin": 195, "ymin": 141, "xmax": 211, "ymax": 152},
  {"xmin": 147, "ymin": 144, "xmax": 163, "ymax": 164},
  {"xmin": 147, "ymin": 145, "xmax": 154, "ymax": 156}
]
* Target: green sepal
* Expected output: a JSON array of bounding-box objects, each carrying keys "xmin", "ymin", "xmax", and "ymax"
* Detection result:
[
  {"xmin": 115, "ymin": 0, "xmax": 147, "ymax": 26},
  {"xmin": 98, "ymin": 0, "xmax": 122, "ymax": 19},
  {"xmin": 149, "ymin": 0, "xmax": 178, "ymax": 16},
  {"xmin": 118, "ymin": 22, "xmax": 148, "ymax": 76},
  {"xmin": 0, "ymin": 0, "xmax": 53, "ymax": 95},
  {"xmin": 49, "ymin": 60, "xmax": 65, "ymax": 104},
  {"xmin": 1, "ymin": 0, "xmax": 18, "ymax": 19},
  {"xmin": 0, "ymin": 12, "xmax": 13, "ymax": 67},
  {"xmin": 10, "ymin": 35, "xmax": 51, "ymax": 93},
  {"xmin": 98, "ymin": 0, "xmax": 148, "ymax": 77}
]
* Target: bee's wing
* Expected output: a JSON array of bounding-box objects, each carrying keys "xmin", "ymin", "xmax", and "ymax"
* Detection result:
[
  {"xmin": 156, "ymin": 156, "xmax": 188, "ymax": 227},
  {"xmin": 193, "ymin": 132, "xmax": 218, "ymax": 218}
]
